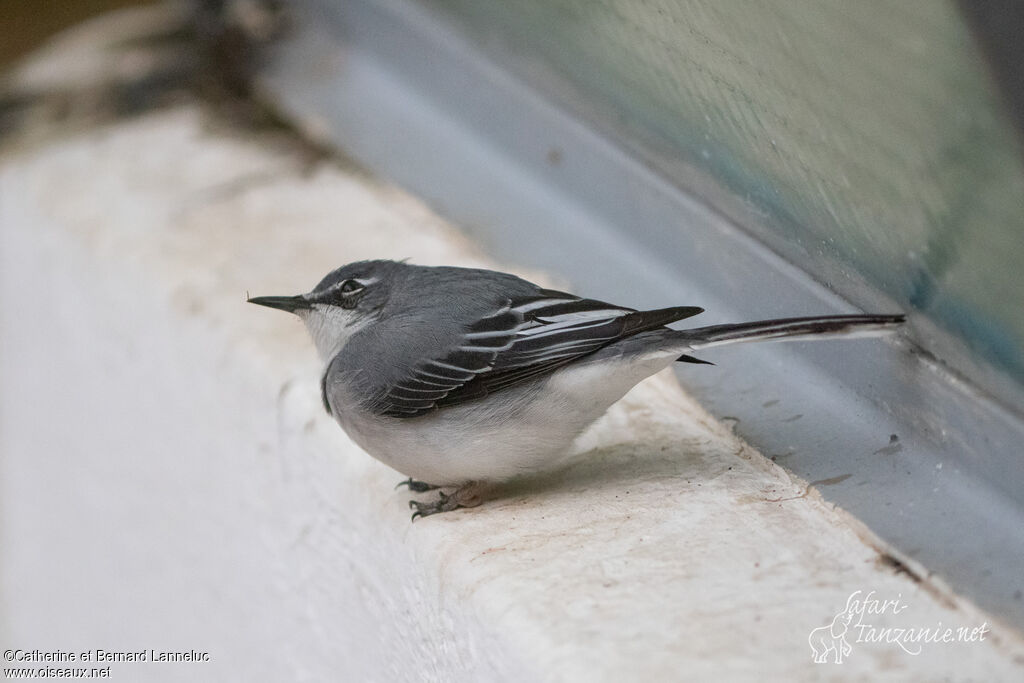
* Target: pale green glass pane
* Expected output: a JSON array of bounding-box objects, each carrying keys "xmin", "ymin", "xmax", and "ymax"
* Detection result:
[{"xmin": 428, "ymin": 0, "xmax": 1024, "ymax": 384}]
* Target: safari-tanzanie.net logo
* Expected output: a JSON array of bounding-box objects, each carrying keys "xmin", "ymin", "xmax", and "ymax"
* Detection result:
[{"xmin": 808, "ymin": 590, "xmax": 990, "ymax": 664}]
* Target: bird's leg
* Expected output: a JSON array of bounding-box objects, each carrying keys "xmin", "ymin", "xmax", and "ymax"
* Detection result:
[
  {"xmin": 408, "ymin": 482, "xmax": 487, "ymax": 521},
  {"xmin": 395, "ymin": 477, "xmax": 439, "ymax": 493}
]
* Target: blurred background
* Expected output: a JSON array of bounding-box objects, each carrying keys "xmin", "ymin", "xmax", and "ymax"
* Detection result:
[{"xmin": 1, "ymin": 1, "xmax": 150, "ymax": 67}]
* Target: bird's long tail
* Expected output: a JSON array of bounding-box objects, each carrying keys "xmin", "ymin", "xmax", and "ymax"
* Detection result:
[{"xmin": 681, "ymin": 313, "xmax": 905, "ymax": 351}]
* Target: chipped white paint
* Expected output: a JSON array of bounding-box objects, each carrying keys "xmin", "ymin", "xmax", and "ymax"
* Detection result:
[{"xmin": 2, "ymin": 11, "xmax": 1024, "ymax": 681}]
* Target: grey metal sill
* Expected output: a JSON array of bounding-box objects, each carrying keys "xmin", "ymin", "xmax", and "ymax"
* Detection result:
[{"xmin": 257, "ymin": 0, "xmax": 1024, "ymax": 630}]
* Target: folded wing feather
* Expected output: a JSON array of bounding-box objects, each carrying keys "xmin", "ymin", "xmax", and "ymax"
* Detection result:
[{"xmin": 371, "ymin": 290, "xmax": 702, "ymax": 418}]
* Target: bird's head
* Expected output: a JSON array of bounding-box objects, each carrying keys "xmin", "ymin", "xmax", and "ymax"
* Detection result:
[{"xmin": 248, "ymin": 259, "xmax": 403, "ymax": 360}]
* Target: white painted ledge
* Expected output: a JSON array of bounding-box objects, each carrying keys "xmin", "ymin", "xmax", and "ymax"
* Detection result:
[{"xmin": 2, "ymin": 11, "xmax": 1024, "ymax": 681}]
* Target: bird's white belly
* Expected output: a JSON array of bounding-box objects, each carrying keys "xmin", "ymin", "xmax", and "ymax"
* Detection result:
[
  {"xmin": 339, "ymin": 407, "xmax": 577, "ymax": 484},
  {"xmin": 331, "ymin": 350, "xmax": 677, "ymax": 485}
]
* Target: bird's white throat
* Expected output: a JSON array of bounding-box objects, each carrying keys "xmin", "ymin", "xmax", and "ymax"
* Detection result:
[{"xmin": 301, "ymin": 305, "xmax": 371, "ymax": 362}]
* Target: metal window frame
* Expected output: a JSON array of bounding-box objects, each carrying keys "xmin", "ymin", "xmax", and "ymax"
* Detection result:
[{"xmin": 258, "ymin": 0, "xmax": 1024, "ymax": 629}]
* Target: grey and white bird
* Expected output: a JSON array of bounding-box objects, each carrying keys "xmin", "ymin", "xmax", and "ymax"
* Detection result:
[{"xmin": 249, "ymin": 260, "xmax": 903, "ymax": 519}]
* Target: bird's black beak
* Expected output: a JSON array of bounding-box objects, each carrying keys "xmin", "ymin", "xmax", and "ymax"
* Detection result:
[{"xmin": 247, "ymin": 294, "xmax": 312, "ymax": 313}]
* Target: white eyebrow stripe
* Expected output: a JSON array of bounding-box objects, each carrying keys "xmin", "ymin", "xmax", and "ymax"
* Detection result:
[{"xmin": 328, "ymin": 276, "xmax": 378, "ymax": 291}]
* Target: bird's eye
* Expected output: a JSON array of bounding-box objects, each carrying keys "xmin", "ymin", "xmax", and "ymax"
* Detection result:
[{"xmin": 339, "ymin": 279, "xmax": 364, "ymax": 295}]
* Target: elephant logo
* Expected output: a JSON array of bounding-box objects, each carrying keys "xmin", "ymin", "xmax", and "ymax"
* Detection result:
[{"xmin": 809, "ymin": 591, "xmax": 860, "ymax": 664}]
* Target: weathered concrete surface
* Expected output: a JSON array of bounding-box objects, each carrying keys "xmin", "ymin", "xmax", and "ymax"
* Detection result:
[{"xmin": 2, "ymin": 9, "xmax": 1024, "ymax": 682}]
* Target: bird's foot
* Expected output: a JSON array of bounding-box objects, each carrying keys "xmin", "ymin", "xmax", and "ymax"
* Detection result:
[
  {"xmin": 395, "ymin": 477, "xmax": 439, "ymax": 493},
  {"xmin": 409, "ymin": 491, "xmax": 461, "ymax": 521},
  {"xmin": 408, "ymin": 482, "xmax": 487, "ymax": 522}
]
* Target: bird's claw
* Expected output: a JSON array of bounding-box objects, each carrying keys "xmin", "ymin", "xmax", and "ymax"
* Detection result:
[
  {"xmin": 395, "ymin": 477, "xmax": 440, "ymax": 493},
  {"xmin": 408, "ymin": 491, "xmax": 463, "ymax": 521}
]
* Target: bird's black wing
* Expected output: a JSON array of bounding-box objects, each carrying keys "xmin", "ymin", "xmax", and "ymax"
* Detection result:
[{"xmin": 362, "ymin": 289, "xmax": 702, "ymax": 418}]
